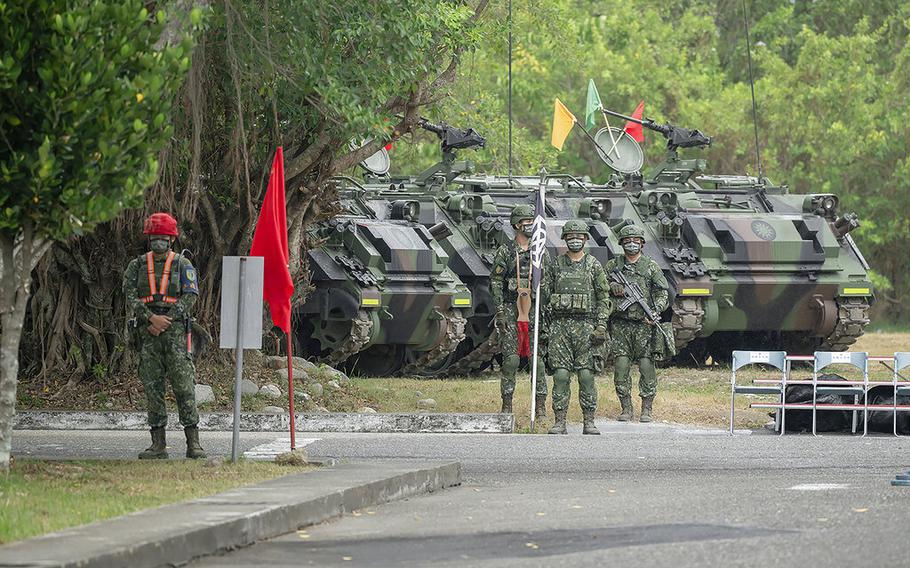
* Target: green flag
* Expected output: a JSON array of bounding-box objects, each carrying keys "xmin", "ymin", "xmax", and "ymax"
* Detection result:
[{"xmin": 585, "ymin": 79, "xmax": 602, "ymax": 131}]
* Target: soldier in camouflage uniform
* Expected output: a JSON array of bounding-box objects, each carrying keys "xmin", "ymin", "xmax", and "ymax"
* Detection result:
[
  {"xmin": 546, "ymin": 220, "xmax": 612, "ymax": 435},
  {"xmin": 123, "ymin": 213, "xmax": 206, "ymax": 459},
  {"xmin": 605, "ymin": 225, "xmax": 671, "ymax": 423},
  {"xmin": 490, "ymin": 204, "xmax": 552, "ymax": 416}
]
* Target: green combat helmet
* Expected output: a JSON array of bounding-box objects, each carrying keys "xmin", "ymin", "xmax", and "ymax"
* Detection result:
[
  {"xmin": 618, "ymin": 225, "xmax": 645, "ymax": 241},
  {"xmin": 510, "ymin": 204, "xmax": 534, "ymax": 226},
  {"xmin": 561, "ymin": 219, "xmax": 589, "ymax": 238}
]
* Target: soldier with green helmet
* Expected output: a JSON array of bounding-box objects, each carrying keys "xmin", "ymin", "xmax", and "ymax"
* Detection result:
[
  {"xmin": 123, "ymin": 213, "xmax": 206, "ymax": 460},
  {"xmin": 490, "ymin": 204, "xmax": 552, "ymax": 416},
  {"xmin": 605, "ymin": 224, "xmax": 671, "ymax": 423},
  {"xmin": 546, "ymin": 219, "xmax": 612, "ymax": 435}
]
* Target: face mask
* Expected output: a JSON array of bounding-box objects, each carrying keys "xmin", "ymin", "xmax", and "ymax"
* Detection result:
[
  {"xmin": 566, "ymin": 238, "xmax": 585, "ymax": 252},
  {"xmin": 622, "ymin": 241, "xmax": 641, "ymax": 255},
  {"xmin": 150, "ymin": 238, "xmax": 171, "ymax": 253},
  {"xmin": 521, "ymin": 224, "xmax": 534, "ymax": 237}
]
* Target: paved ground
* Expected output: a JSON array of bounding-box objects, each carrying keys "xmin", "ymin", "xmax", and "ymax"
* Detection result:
[{"xmin": 13, "ymin": 421, "xmax": 910, "ymax": 567}]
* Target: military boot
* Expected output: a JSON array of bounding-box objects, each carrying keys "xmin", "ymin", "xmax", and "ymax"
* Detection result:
[
  {"xmin": 548, "ymin": 410, "xmax": 567, "ymax": 434},
  {"xmin": 500, "ymin": 396, "xmax": 513, "ymax": 414},
  {"xmin": 582, "ymin": 411, "xmax": 600, "ymax": 435},
  {"xmin": 138, "ymin": 427, "xmax": 168, "ymax": 460},
  {"xmin": 617, "ymin": 397, "xmax": 633, "ymax": 422},
  {"xmin": 535, "ymin": 394, "xmax": 547, "ymax": 419},
  {"xmin": 185, "ymin": 426, "xmax": 207, "ymax": 459},
  {"xmin": 640, "ymin": 397, "xmax": 654, "ymax": 423}
]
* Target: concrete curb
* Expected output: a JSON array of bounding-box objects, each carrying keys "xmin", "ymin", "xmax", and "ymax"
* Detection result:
[
  {"xmin": 13, "ymin": 410, "xmax": 514, "ymax": 433},
  {"xmin": 0, "ymin": 460, "xmax": 461, "ymax": 568}
]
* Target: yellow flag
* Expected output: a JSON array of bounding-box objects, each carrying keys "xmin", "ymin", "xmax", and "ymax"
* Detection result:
[{"xmin": 550, "ymin": 98, "xmax": 577, "ymax": 150}]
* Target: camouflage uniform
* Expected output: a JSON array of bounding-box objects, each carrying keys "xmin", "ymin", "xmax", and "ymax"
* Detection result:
[
  {"xmin": 605, "ymin": 253, "xmax": 670, "ymax": 412},
  {"xmin": 123, "ymin": 252, "xmax": 200, "ymax": 430},
  {"xmin": 547, "ymin": 253, "xmax": 612, "ymax": 414},
  {"xmin": 490, "ymin": 235, "xmax": 552, "ymax": 410}
]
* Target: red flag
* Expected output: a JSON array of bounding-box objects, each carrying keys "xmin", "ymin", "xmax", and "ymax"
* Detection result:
[
  {"xmin": 624, "ymin": 100, "xmax": 645, "ymax": 142},
  {"xmin": 517, "ymin": 321, "xmax": 531, "ymax": 357},
  {"xmin": 250, "ymin": 147, "xmax": 294, "ymax": 333}
]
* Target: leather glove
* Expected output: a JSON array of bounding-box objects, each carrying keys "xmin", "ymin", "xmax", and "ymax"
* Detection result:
[
  {"xmin": 609, "ymin": 282, "xmax": 625, "ymax": 297},
  {"xmin": 591, "ymin": 325, "xmax": 608, "ymax": 345}
]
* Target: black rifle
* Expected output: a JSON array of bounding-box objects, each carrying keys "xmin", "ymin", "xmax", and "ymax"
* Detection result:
[
  {"xmin": 599, "ymin": 108, "xmax": 711, "ymax": 152},
  {"xmin": 608, "ymin": 269, "xmax": 674, "ymax": 347}
]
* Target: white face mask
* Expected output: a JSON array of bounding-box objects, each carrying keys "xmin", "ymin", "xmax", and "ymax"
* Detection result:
[
  {"xmin": 622, "ymin": 241, "xmax": 642, "ymax": 255},
  {"xmin": 566, "ymin": 238, "xmax": 585, "ymax": 252}
]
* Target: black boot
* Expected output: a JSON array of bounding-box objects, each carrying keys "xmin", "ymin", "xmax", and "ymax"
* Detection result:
[
  {"xmin": 582, "ymin": 411, "xmax": 601, "ymax": 435},
  {"xmin": 617, "ymin": 397, "xmax": 633, "ymax": 422},
  {"xmin": 185, "ymin": 426, "xmax": 207, "ymax": 459},
  {"xmin": 548, "ymin": 410, "xmax": 567, "ymax": 434},
  {"xmin": 139, "ymin": 427, "xmax": 168, "ymax": 459},
  {"xmin": 535, "ymin": 394, "xmax": 547, "ymax": 419},
  {"xmin": 500, "ymin": 396, "xmax": 513, "ymax": 414},
  {"xmin": 640, "ymin": 396, "xmax": 654, "ymax": 423}
]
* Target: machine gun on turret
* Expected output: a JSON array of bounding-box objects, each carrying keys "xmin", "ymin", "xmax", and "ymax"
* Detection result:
[
  {"xmin": 600, "ymin": 108, "xmax": 711, "ymax": 153},
  {"xmin": 414, "ymin": 119, "xmax": 486, "ymax": 186}
]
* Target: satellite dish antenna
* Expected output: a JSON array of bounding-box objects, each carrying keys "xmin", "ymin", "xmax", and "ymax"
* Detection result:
[
  {"xmin": 350, "ymin": 138, "xmax": 390, "ymax": 175},
  {"xmin": 593, "ymin": 127, "xmax": 644, "ymax": 174}
]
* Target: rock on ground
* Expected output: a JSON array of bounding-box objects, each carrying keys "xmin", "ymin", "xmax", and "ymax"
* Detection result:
[
  {"xmin": 275, "ymin": 367, "xmax": 311, "ymax": 383},
  {"xmin": 417, "ymin": 398, "xmax": 437, "ymax": 410},
  {"xmin": 359, "ymin": 407, "xmax": 377, "ymax": 413},
  {"xmin": 295, "ymin": 391, "xmax": 311, "ymax": 403},
  {"xmin": 195, "ymin": 384, "xmax": 215, "ymax": 405},
  {"xmin": 260, "ymin": 384, "xmax": 282, "ymax": 399},
  {"xmin": 309, "ymin": 383, "xmax": 324, "ymax": 397},
  {"xmin": 311, "ymin": 405, "xmax": 330, "ymax": 413},
  {"xmin": 327, "ymin": 380, "xmax": 342, "ymax": 391},
  {"xmin": 238, "ymin": 379, "xmax": 259, "ymax": 397},
  {"xmin": 262, "ymin": 406, "xmax": 284, "ymax": 414}
]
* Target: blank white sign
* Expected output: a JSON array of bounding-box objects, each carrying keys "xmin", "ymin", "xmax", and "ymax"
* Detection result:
[{"xmin": 219, "ymin": 256, "xmax": 264, "ymax": 349}]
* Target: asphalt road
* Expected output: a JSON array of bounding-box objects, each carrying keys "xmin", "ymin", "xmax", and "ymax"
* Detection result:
[{"xmin": 13, "ymin": 423, "xmax": 910, "ymax": 567}]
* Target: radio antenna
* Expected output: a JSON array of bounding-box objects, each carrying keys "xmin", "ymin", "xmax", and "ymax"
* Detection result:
[
  {"xmin": 508, "ymin": 0, "xmax": 513, "ymax": 181},
  {"xmin": 742, "ymin": 0, "xmax": 764, "ymax": 179}
]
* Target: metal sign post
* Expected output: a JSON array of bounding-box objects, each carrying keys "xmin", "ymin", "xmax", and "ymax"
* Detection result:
[{"xmin": 220, "ymin": 256, "xmax": 264, "ymax": 463}]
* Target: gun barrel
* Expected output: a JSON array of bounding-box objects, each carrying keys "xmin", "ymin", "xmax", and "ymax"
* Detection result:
[{"xmin": 419, "ymin": 119, "xmax": 445, "ymax": 136}]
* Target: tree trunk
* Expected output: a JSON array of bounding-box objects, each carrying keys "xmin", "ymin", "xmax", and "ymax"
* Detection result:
[{"xmin": 0, "ymin": 221, "xmax": 48, "ymax": 471}]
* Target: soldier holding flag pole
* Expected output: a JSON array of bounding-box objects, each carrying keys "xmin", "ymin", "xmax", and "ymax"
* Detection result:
[{"xmin": 529, "ymin": 169, "xmax": 550, "ymax": 431}]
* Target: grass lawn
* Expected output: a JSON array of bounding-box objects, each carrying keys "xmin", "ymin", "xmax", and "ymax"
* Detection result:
[{"xmin": 0, "ymin": 459, "xmax": 313, "ymax": 545}]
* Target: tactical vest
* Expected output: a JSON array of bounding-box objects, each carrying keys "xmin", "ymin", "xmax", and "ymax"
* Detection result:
[
  {"xmin": 503, "ymin": 246, "xmax": 535, "ymax": 301},
  {"xmin": 137, "ymin": 251, "xmax": 181, "ymax": 306},
  {"xmin": 549, "ymin": 255, "xmax": 594, "ymax": 316}
]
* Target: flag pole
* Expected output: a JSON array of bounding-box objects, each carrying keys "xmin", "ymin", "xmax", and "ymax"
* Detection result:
[
  {"xmin": 286, "ymin": 331, "xmax": 296, "ymax": 450},
  {"xmin": 529, "ymin": 168, "xmax": 547, "ymax": 433}
]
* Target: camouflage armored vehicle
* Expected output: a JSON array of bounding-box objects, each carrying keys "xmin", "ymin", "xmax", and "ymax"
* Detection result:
[
  {"xmin": 298, "ymin": 113, "xmax": 873, "ymax": 374},
  {"xmin": 585, "ymin": 108, "xmax": 874, "ymax": 360},
  {"xmin": 296, "ymin": 169, "xmax": 473, "ymax": 375}
]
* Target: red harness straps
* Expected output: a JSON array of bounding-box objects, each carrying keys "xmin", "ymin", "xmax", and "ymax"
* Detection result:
[{"xmin": 140, "ymin": 251, "xmax": 178, "ymax": 304}]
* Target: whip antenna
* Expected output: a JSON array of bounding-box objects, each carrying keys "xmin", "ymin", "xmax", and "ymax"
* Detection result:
[
  {"xmin": 742, "ymin": 0, "xmax": 764, "ymax": 179},
  {"xmin": 508, "ymin": 0, "xmax": 513, "ymax": 180}
]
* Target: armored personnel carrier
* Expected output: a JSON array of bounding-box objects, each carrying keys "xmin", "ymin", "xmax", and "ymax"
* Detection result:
[{"xmin": 297, "ymin": 113, "xmax": 873, "ymax": 374}]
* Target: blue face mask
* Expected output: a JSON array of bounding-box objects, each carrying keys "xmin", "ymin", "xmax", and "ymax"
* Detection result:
[{"xmin": 150, "ymin": 238, "xmax": 171, "ymax": 253}]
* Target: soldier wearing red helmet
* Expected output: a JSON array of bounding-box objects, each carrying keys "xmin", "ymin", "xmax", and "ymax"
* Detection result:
[{"xmin": 123, "ymin": 213, "xmax": 205, "ymax": 459}]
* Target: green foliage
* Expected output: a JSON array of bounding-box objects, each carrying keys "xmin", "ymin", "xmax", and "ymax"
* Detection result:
[
  {"xmin": 396, "ymin": 0, "xmax": 910, "ymax": 319},
  {"xmin": 0, "ymin": 0, "xmax": 196, "ymax": 240}
]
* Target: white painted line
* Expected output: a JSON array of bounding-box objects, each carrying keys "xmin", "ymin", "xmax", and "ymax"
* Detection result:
[
  {"xmin": 788, "ymin": 483, "xmax": 850, "ymax": 491},
  {"xmin": 243, "ymin": 437, "xmax": 320, "ymax": 461}
]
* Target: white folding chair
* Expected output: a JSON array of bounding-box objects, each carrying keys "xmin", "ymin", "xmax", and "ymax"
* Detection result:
[
  {"xmin": 812, "ymin": 351, "xmax": 868, "ymax": 436},
  {"xmin": 893, "ymin": 353, "xmax": 910, "ymax": 436},
  {"xmin": 730, "ymin": 350, "xmax": 788, "ymax": 435}
]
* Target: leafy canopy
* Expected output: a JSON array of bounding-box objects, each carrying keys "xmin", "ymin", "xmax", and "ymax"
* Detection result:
[{"xmin": 0, "ymin": 0, "xmax": 198, "ymax": 240}]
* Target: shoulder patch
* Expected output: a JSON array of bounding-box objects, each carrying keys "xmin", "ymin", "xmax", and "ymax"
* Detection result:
[{"xmin": 494, "ymin": 265, "xmax": 504, "ymax": 275}]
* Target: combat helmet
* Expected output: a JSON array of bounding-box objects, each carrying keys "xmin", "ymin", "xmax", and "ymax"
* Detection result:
[
  {"xmin": 509, "ymin": 204, "xmax": 534, "ymax": 226},
  {"xmin": 143, "ymin": 213, "xmax": 179, "ymax": 236},
  {"xmin": 618, "ymin": 224, "xmax": 645, "ymax": 242},
  {"xmin": 561, "ymin": 219, "xmax": 589, "ymax": 238}
]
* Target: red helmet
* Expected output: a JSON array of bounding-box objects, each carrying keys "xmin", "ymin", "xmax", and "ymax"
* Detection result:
[{"xmin": 143, "ymin": 213, "xmax": 179, "ymax": 236}]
